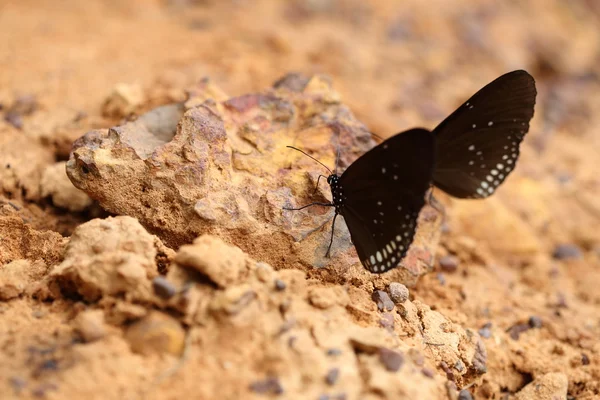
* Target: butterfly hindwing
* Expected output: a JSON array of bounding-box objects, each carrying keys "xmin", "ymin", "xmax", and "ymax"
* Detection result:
[
  {"xmin": 432, "ymin": 70, "xmax": 536, "ymax": 198},
  {"xmin": 337, "ymin": 128, "xmax": 435, "ymax": 273}
]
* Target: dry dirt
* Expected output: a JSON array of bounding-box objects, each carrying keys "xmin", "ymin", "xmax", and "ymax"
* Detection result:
[{"xmin": 1, "ymin": 1, "xmax": 600, "ymax": 399}]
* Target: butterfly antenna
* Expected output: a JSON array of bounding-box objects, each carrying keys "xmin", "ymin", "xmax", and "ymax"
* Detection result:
[
  {"xmin": 286, "ymin": 146, "xmax": 332, "ymax": 174},
  {"xmin": 334, "ymin": 145, "xmax": 341, "ymax": 174},
  {"xmin": 370, "ymin": 131, "xmax": 384, "ymax": 143}
]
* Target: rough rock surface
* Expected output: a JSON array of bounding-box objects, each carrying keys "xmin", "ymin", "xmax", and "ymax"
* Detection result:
[{"xmin": 66, "ymin": 75, "xmax": 442, "ymax": 285}]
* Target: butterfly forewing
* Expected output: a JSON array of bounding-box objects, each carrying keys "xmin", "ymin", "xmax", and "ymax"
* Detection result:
[
  {"xmin": 338, "ymin": 128, "xmax": 435, "ymax": 273},
  {"xmin": 432, "ymin": 70, "xmax": 536, "ymax": 198}
]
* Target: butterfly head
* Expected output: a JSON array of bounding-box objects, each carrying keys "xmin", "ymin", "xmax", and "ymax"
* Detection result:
[{"xmin": 326, "ymin": 174, "xmax": 339, "ymax": 185}]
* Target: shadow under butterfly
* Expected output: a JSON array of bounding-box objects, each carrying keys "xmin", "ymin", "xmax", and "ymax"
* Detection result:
[{"xmin": 284, "ymin": 70, "xmax": 537, "ymax": 273}]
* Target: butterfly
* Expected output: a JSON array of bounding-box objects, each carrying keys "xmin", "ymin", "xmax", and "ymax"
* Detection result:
[
  {"xmin": 432, "ymin": 70, "xmax": 537, "ymax": 198},
  {"xmin": 285, "ymin": 70, "xmax": 536, "ymax": 273},
  {"xmin": 284, "ymin": 128, "xmax": 436, "ymax": 273}
]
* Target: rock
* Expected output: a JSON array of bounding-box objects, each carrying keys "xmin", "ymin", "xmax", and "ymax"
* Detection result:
[
  {"xmin": 478, "ymin": 322, "xmax": 492, "ymax": 339},
  {"xmin": 528, "ymin": 315, "xmax": 543, "ymax": 329},
  {"xmin": 65, "ymin": 75, "xmax": 441, "ymax": 283},
  {"xmin": 552, "ymin": 243, "xmax": 583, "ymax": 260},
  {"xmin": 458, "ymin": 389, "xmax": 474, "ymax": 400},
  {"xmin": 372, "ymin": 290, "xmax": 394, "ymax": 311},
  {"xmin": 0, "ymin": 215, "xmax": 67, "ymax": 266},
  {"xmin": 152, "ymin": 276, "xmax": 177, "ymax": 299},
  {"xmin": 378, "ymin": 348, "xmax": 404, "ymax": 372},
  {"xmin": 73, "ymin": 310, "xmax": 107, "ymax": 342},
  {"xmin": 249, "ymin": 377, "xmax": 284, "ymax": 395},
  {"xmin": 438, "ymin": 255, "xmax": 459, "ymax": 272},
  {"xmin": 514, "ymin": 372, "xmax": 568, "ymax": 400},
  {"xmin": 274, "ymin": 279, "xmax": 286, "ymax": 291},
  {"xmin": 125, "ymin": 311, "xmax": 186, "ymax": 356},
  {"xmin": 388, "ymin": 282, "xmax": 409, "ymax": 304},
  {"xmin": 40, "ymin": 162, "xmax": 92, "ymax": 212},
  {"xmin": 325, "ymin": 368, "xmax": 340, "ymax": 385},
  {"xmin": 210, "ymin": 285, "xmax": 257, "ymax": 315},
  {"xmin": 50, "ymin": 216, "xmax": 163, "ymax": 302},
  {"xmin": 0, "ymin": 130, "xmax": 54, "ymax": 202},
  {"xmin": 175, "ymin": 235, "xmax": 248, "ymax": 288},
  {"xmin": 471, "ymin": 338, "xmax": 487, "ymax": 374},
  {"xmin": 0, "ymin": 259, "xmax": 31, "ymax": 299},
  {"xmin": 101, "ymin": 83, "xmax": 144, "ymax": 118}
]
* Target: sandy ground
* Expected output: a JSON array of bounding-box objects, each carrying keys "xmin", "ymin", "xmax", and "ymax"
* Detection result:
[{"xmin": 1, "ymin": 1, "xmax": 600, "ymax": 399}]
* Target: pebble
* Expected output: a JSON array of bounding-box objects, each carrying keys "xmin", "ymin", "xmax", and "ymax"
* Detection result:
[
  {"xmin": 439, "ymin": 255, "xmax": 459, "ymax": 272},
  {"xmin": 274, "ymin": 279, "xmax": 286, "ymax": 291},
  {"xmin": 325, "ymin": 368, "xmax": 340, "ymax": 385},
  {"xmin": 479, "ymin": 322, "xmax": 492, "ymax": 338},
  {"xmin": 421, "ymin": 368, "xmax": 435, "ymax": 378},
  {"xmin": 152, "ymin": 276, "xmax": 177, "ymax": 299},
  {"xmin": 378, "ymin": 348, "xmax": 404, "ymax": 372},
  {"xmin": 581, "ymin": 353, "xmax": 590, "ymax": 365},
  {"xmin": 508, "ymin": 323, "xmax": 530, "ymax": 340},
  {"xmin": 458, "ymin": 389, "xmax": 474, "ymax": 400},
  {"xmin": 73, "ymin": 310, "xmax": 106, "ymax": 343},
  {"xmin": 528, "ymin": 315, "xmax": 543, "ymax": 329},
  {"xmin": 249, "ymin": 377, "xmax": 284, "ymax": 395},
  {"xmin": 440, "ymin": 361, "xmax": 454, "ymax": 380},
  {"xmin": 388, "ymin": 282, "xmax": 409, "ymax": 304},
  {"xmin": 125, "ymin": 311, "xmax": 186, "ymax": 356},
  {"xmin": 379, "ymin": 312, "xmax": 394, "ymax": 329},
  {"xmin": 372, "ymin": 290, "xmax": 394, "ymax": 312},
  {"xmin": 327, "ymin": 348, "xmax": 342, "ymax": 356},
  {"xmin": 552, "ymin": 243, "xmax": 583, "ymax": 260}
]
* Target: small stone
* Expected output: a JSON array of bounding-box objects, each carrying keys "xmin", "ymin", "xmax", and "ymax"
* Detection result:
[
  {"xmin": 436, "ymin": 273, "xmax": 446, "ymax": 285},
  {"xmin": 439, "ymin": 255, "xmax": 459, "ymax": 272},
  {"xmin": 388, "ymin": 282, "xmax": 409, "ymax": 304},
  {"xmin": 479, "ymin": 322, "xmax": 492, "ymax": 338},
  {"xmin": 372, "ymin": 290, "xmax": 394, "ymax": 312},
  {"xmin": 249, "ymin": 377, "xmax": 284, "ymax": 395},
  {"xmin": 152, "ymin": 276, "xmax": 177, "ymax": 299},
  {"xmin": 552, "ymin": 244, "xmax": 583, "ymax": 260},
  {"xmin": 274, "ymin": 279, "xmax": 286, "ymax": 291},
  {"xmin": 508, "ymin": 323, "xmax": 530, "ymax": 340},
  {"xmin": 379, "ymin": 312, "xmax": 394, "ymax": 329},
  {"xmin": 582, "ymin": 353, "xmax": 590, "ymax": 365},
  {"xmin": 472, "ymin": 338, "xmax": 488, "ymax": 374},
  {"xmin": 0, "ymin": 259, "xmax": 31, "ymax": 300},
  {"xmin": 440, "ymin": 361, "xmax": 454, "ymax": 380},
  {"xmin": 528, "ymin": 316, "xmax": 543, "ymax": 329},
  {"xmin": 378, "ymin": 348, "xmax": 404, "ymax": 372},
  {"xmin": 421, "ymin": 368, "xmax": 435, "ymax": 378},
  {"xmin": 325, "ymin": 368, "xmax": 340, "ymax": 385},
  {"xmin": 4, "ymin": 112, "xmax": 23, "ymax": 129},
  {"xmin": 454, "ymin": 359, "xmax": 465, "ymax": 372},
  {"xmin": 73, "ymin": 310, "xmax": 106, "ymax": 343},
  {"xmin": 125, "ymin": 311, "xmax": 186, "ymax": 356},
  {"xmin": 327, "ymin": 348, "xmax": 342, "ymax": 356},
  {"xmin": 458, "ymin": 389, "xmax": 474, "ymax": 400}
]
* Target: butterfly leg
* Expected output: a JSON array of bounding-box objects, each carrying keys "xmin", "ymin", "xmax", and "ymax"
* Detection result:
[
  {"xmin": 283, "ymin": 202, "xmax": 334, "ymax": 211},
  {"xmin": 312, "ymin": 175, "xmax": 327, "ymax": 195},
  {"xmin": 325, "ymin": 212, "xmax": 339, "ymax": 258}
]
